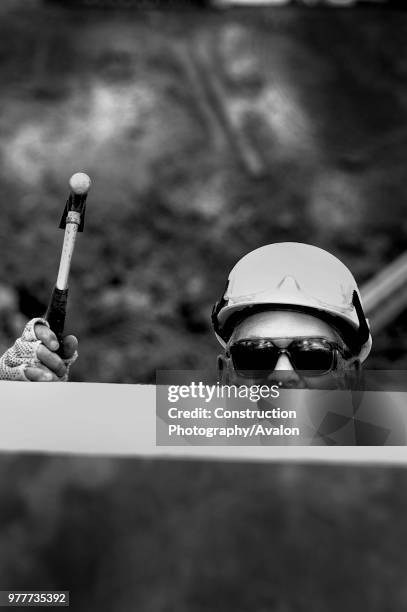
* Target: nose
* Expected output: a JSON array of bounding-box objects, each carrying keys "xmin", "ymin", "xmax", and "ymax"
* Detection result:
[
  {"xmin": 266, "ymin": 352, "xmax": 305, "ymax": 389},
  {"xmin": 274, "ymin": 352, "xmax": 294, "ymax": 371}
]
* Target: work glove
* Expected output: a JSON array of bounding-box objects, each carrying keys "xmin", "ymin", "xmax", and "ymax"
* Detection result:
[{"xmin": 0, "ymin": 318, "xmax": 78, "ymax": 382}]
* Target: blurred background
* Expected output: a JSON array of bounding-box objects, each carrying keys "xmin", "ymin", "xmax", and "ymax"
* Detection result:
[
  {"xmin": 1, "ymin": 0, "xmax": 407, "ymax": 381},
  {"xmin": 1, "ymin": 0, "xmax": 407, "ymax": 609}
]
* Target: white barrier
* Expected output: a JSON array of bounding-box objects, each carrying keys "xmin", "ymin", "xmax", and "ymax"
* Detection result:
[{"xmin": 1, "ymin": 382, "xmax": 407, "ymax": 464}]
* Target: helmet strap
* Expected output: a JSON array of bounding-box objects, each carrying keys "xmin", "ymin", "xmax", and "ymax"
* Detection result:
[
  {"xmin": 211, "ymin": 280, "xmax": 229, "ymax": 342},
  {"xmin": 352, "ymin": 290, "xmax": 370, "ymax": 346},
  {"xmin": 217, "ymin": 354, "xmax": 230, "ymax": 385}
]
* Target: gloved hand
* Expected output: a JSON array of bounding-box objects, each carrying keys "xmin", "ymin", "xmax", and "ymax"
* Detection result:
[{"xmin": 0, "ymin": 318, "xmax": 78, "ymax": 382}]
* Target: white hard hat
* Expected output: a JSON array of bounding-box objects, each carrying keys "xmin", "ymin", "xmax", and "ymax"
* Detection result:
[{"xmin": 212, "ymin": 242, "xmax": 372, "ymax": 362}]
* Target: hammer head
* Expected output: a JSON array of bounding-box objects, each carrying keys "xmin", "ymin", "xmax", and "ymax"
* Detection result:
[{"xmin": 59, "ymin": 172, "xmax": 91, "ymax": 232}]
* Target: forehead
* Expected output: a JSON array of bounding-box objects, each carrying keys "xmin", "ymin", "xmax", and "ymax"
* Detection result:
[{"xmin": 230, "ymin": 310, "xmax": 340, "ymax": 343}]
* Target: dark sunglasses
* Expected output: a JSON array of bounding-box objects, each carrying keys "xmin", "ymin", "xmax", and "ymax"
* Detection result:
[{"xmin": 228, "ymin": 337, "xmax": 350, "ymax": 378}]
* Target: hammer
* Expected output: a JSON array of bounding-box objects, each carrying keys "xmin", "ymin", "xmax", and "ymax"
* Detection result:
[{"xmin": 44, "ymin": 172, "xmax": 91, "ymax": 349}]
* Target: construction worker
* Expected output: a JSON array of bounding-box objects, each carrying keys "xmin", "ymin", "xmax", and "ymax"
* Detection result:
[
  {"xmin": 0, "ymin": 318, "xmax": 78, "ymax": 382},
  {"xmin": 210, "ymin": 242, "xmax": 406, "ymax": 444},
  {"xmin": 212, "ymin": 242, "xmax": 372, "ymax": 388}
]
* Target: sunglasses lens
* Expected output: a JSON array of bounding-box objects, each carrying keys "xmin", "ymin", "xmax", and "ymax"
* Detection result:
[
  {"xmin": 291, "ymin": 347, "xmax": 334, "ymax": 375},
  {"xmin": 230, "ymin": 344, "xmax": 279, "ymax": 378}
]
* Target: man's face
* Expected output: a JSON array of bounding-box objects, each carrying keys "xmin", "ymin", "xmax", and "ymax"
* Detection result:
[{"xmin": 221, "ymin": 310, "xmax": 354, "ymax": 389}]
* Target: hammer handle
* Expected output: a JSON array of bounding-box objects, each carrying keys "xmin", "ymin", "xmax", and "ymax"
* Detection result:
[{"xmin": 45, "ymin": 286, "xmax": 68, "ymax": 348}]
